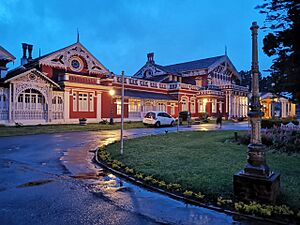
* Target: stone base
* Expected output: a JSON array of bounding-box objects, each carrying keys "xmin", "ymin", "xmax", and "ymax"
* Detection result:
[{"xmin": 233, "ymin": 170, "xmax": 280, "ymax": 203}]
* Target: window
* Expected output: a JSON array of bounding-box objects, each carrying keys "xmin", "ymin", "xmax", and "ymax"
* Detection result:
[
  {"xmin": 73, "ymin": 93, "xmax": 77, "ymax": 112},
  {"xmin": 190, "ymin": 98, "xmax": 195, "ymax": 113},
  {"xmin": 79, "ymin": 93, "xmax": 88, "ymax": 111},
  {"xmin": 0, "ymin": 94, "xmax": 7, "ymax": 110},
  {"xmin": 52, "ymin": 96, "xmax": 63, "ymax": 111},
  {"xmin": 181, "ymin": 97, "xmax": 188, "ymax": 111},
  {"xmin": 198, "ymin": 100, "xmax": 206, "ymax": 113},
  {"xmin": 17, "ymin": 89, "xmax": 45, "ymax": 110},
  {"xmin": 170, "ymin": 103, "xmax": 175, "ymax": 115},
  {"xmin": 90, "ymin": 94, "xmax": 94, "ymax": 112},
  {"xmin": 212, "ymin": 99, "xmax": 217, "ymax": 113},
  {"xmin": 129, "ymin": 101, "xmax": 141, "ymax": 112},
  {"xmin": 116, "ymin": 99, "xmax": 121, "ymax": 115},
  {"xmin": 157, "ymin": 102, "xmax": 166, "ymax": 112}
]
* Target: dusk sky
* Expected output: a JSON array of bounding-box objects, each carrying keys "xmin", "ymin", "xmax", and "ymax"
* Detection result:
[{"xmin": 1, "ymin": 0, "xmax": 272, "ymax": 76}]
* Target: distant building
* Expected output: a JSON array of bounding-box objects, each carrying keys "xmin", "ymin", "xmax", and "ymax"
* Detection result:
[
  {"xmin": 260, "ymin": 92, "xmax": 296, "ymax": 119},
  {"xmin": 0, "ymin": 41, "xmax": 249, "ymax": 125}
]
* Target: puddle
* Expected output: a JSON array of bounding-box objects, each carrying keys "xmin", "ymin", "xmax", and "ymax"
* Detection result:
[{"xmin": 17, "ymin": 179, "xmax": 53, "ymax": 188}]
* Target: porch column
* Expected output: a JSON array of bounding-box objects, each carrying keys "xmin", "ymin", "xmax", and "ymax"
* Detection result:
[
  {"xmin": 97, "ymin": 92, "xmax": 102, "ymax": 120},
  {"xmin": 63, "ymin": 90, "xmax": 70, "ymax": 122},
  {"xmin": 225, "ymin": 92, "xmax": 228, "ymax": 113},
  {"xmin": 228, "ymin": 92, "xmax": 232, "ymax": 118},
  {"xmin": 47, "ymin": 87, "xmax": 53, "ymax": 122},
  {"xmin": 8, "ymin": 83, "xmax": 12, "ymax": 122}
]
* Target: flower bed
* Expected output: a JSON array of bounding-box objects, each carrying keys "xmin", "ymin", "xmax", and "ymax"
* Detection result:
[{"xmin": 97, "ymin": 144, "xmax": 300, "ymax": 223}]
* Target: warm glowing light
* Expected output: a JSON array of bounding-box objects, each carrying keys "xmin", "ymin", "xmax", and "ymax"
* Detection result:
[
  {"xmin": 203, "ymin": 98, "xmax": 207, "ymax": 104},
  {"xmin": 109, "ymin": 89, "xmax": 115, "ymax": 96}
]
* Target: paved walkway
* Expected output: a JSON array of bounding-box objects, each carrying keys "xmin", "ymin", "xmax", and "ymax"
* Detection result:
[{"xmin": 0, "ymin": 123, "xmax": 268, "ymax": 225}]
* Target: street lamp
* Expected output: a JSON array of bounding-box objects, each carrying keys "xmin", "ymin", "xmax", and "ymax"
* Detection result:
[
  {"xmin": 233, "ymin": 22, "xmax": 280, "ymax": 203},
  {"xmin": 109, "ymin": 89, "xmax": 115, "ymax": 125}
]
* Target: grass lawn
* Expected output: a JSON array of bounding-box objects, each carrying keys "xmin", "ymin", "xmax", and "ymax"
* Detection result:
[
  {"xmin": 106, "ymin": 130, "xmax": 300, "ymax": 210},
  {"xmin": 0, "ymin": 121, "xmax": 145, "ymax": 137}
]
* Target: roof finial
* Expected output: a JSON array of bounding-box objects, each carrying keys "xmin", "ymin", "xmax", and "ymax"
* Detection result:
[
  {"xmin": 225, "ymin": 45, "xmax": 228, "ymax": 56},
  {"xmin": 77, "ymin": 28, "xmax": 80, "ymax": 43}
]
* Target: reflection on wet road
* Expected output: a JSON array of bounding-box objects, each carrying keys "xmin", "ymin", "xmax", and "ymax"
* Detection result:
[{"xmin": 0, "ymin": 123, "xmax": 267, "ymax": 225}]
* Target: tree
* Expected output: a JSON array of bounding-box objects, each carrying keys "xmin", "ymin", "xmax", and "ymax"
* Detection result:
[
  {"xmin": 240, "ymin": 70, "xmax": 275, "ymax": 93},
  {"xmin": 256, "ymin": 0, "xmax": 300, "ymax": 102}
]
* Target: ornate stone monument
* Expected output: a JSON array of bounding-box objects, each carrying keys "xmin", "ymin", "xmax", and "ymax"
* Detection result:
[{"xmin": 233, "ymin": 22, "xmax": 280, "ymax": 203}]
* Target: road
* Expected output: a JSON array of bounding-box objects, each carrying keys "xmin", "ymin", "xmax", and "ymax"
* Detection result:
[{"xmin": 0, "ymin": 123, "xmax": 268, "ymax": 225}]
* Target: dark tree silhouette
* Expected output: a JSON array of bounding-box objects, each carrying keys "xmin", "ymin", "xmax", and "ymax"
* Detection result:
[{"xmin": 256, "ymin": 0, "xmax": 300, "ymax": 102}]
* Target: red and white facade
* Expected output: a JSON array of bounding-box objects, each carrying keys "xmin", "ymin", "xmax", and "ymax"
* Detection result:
[{"xmin": 0, "ymin": 42, "xmax": 248, "ymax": 125}]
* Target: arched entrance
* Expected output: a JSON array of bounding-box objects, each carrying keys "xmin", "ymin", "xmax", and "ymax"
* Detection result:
[{"xmin": 15, "ymin": 88, "xmax": 48, "ymax": 121}]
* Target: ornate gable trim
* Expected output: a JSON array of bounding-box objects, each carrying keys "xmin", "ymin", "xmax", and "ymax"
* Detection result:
[
  {"xmin": 5, "ymin": 68, "xmax": 60, "ymax": 88},
  {"xmin": 133, "ymin": 63, "xmax": 166, "ymax": 78},
  {"xmin": 38, "ymin": 42, "xmax": 110, "ymax": 75},
  {"xmin": 208, "ymin": 56, "xmax": 241, "ymax": 80}
]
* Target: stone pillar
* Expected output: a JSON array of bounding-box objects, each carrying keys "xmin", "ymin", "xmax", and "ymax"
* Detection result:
[{"xmin": 233, "ymin": 21, "xmax": 280, "ymax": 204}]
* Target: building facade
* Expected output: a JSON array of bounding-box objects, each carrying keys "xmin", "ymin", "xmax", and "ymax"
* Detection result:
[
  {"xmin": 0, "ymin": 42, "xmax": 249, "ymax": 125},
  {"xmin": 260, "ymin": 92, "xmax": 296, "ymax": 119}
]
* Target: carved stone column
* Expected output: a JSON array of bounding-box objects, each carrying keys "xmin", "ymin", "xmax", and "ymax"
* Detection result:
[{"xmin": 233, "ymin": 22, "xmax": 280, "ymax": 203}]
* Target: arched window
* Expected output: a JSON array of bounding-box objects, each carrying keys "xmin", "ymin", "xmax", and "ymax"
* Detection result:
[
  {"xmin": 157, "ymin": 102, "xmax": 166, "ymax": 112},
  {"xmin": 181, "ymin": 96, "xmax": 188, "ymax": 112},
  {"xmin": 190, "ymin": 98, "xmax": 196, "ymax": 113},
  {"xmin": 17, "ymin": 89, "xmax": 46, "ymax": 110}
]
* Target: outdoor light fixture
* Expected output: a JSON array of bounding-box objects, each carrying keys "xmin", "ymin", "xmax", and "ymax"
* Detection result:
[
  {"xmin": 109, "ymin": 89, "xmax": 115, "ymax": 96},
  {"xmin": 109, "ymin": 89, "xmax": 115, "ymax": 125}
]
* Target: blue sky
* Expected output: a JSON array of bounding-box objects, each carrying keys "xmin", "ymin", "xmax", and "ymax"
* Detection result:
[{"xmin": 1, "ymin": 0, "xmax": 272, "ymax": 76}]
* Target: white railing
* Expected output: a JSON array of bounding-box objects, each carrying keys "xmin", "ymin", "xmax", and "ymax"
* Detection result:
[
  {"xmin": 220, "ymin": 84, "xmax": 248, "ymax": 92},
  {"xmin": 14, "ymin": 110, "xmax": 47, "ymax": 120}
]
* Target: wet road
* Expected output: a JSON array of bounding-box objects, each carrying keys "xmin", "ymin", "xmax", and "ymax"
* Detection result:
[{"xmin": 0, "ymin": 123, "xmax": 266, "ymax": 225}]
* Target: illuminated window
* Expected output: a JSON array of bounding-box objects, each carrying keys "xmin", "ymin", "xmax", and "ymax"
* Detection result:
[
  {"xmin": 170, "ymin": 103, "xmax": 175, "ymax": 115},
  {"xmin": 190, "ymin": 98, "xmax": 195, "ymax": 113},
  {"xmin": 157, "ymin": 102, "xmax": 166, "ymax": 112},
  {"xmin": 198, "ymin": 100, "xmax": 206, "ymax": 113},
  {"xmin": 116, "ymin": 99, "xmax": 121, "ymax": 115},
  {"xmin": 181, "ymin": 97, "xmax": 188, "ymax": 111},
  {"xmin": 212, "ymin": 99, "xmax": 217, "ymax": 113}
]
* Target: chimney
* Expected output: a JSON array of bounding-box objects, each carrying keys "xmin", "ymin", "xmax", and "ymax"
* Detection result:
[
  {"xmin": 27, "ymin": 44, "xmax": 33, "ymax": 61},
  {"xmin": 147, "ymin": 52, "xmax": 154, "ymax": 63},
  {"xmin": 21, "ymin": 43, "xmax": 28, "ymax": 65}
]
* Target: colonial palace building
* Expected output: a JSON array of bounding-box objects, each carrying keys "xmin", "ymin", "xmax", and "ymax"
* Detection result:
[{"xmin": 0, "ymin": 41, "xmax": 249, "ymax": 125}]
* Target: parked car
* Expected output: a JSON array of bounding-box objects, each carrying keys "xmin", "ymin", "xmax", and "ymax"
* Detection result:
[{"xmin": 143, "ymin": 111, "xmax": 175, "ymax": 127}]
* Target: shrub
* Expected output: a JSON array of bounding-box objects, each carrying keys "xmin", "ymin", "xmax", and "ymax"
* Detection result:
[{"xmin": 183, "ymin": 190, "xmax": 193, "ymax": 197}]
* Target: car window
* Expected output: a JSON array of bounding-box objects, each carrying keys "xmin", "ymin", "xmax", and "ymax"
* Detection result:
[
  {"xmin": 145, "ymin": 112, "xmax": 155, "ymax": 118},
  {"xmin": 164, "ymin": 113, "xmax": 171, "ymax": 118},
  {"xmin": 157, "ymin": 113, "xmax": 164, "ymax": 117}
]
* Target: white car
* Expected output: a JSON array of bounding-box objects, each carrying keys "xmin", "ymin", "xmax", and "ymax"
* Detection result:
[{"xmin": 143, "ymin": 111, "xmax": 175, "ymax": 127}]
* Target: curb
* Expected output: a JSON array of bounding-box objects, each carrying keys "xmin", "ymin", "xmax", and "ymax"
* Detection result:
[{"xmin": 94, "ymin": 147, "xmax": 293, "ymax": 225}]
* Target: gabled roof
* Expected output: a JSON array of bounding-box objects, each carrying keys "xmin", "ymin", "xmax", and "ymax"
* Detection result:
[
  {"xmin": 5, "ymin": 68, "xmax": 60, "ymax": 88},
  {"xmin": 0, "ymin": 46, "xmax": 16, "ymax": 61},
  {"xmin": 7, "ymin": 42, "xmax": 110, "ymax": 79},
  {"xmin": 163, "ymin": 55, "xmax": 224, "ymax": 73}
]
